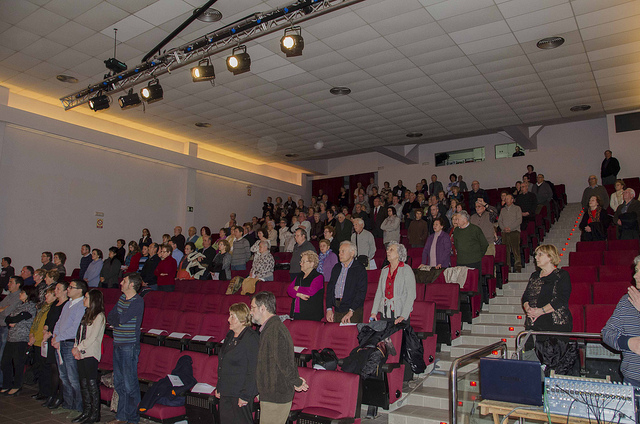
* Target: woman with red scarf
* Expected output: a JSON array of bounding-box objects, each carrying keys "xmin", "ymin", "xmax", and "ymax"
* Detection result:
[
  {"xmin": 369, "ymin": 242, "xmax": 416, "ymax": 325},
  {"xmin": 579, "ymin": 195, "xmax": 611, "ymax": 241}
]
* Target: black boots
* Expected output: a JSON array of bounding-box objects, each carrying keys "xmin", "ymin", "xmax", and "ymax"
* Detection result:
[
  {"xmin": 82, "ymin": 379, "xmax": 101, "ymax": 424},
  {"xmin": 71, "ymin": 379, "xmax": 90, "ymax": 423},
  {"xmin": 47, "ymin": 396, "xmax": 64, "ymax": 409}
]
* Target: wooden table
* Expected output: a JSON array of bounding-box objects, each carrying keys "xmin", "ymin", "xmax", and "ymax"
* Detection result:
[{"xmin": 478, "ymin": 399, "xmax": 610, "ymax": 424}]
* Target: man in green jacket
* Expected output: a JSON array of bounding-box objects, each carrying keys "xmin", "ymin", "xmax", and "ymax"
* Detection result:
[
  {"xmin": 251, "ymin": 291, "xmax": 308, "ymax": 423},
  {"xmin": 453, "ymin": 211, "xmax": 488, "ymax": 270}
]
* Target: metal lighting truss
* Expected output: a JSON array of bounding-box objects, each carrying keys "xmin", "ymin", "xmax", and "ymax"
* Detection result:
[{"xmin": 59, "ymin": 0, "xmax": 364, "ymax": 110}]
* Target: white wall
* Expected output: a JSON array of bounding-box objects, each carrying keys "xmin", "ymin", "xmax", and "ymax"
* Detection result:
[
  {"xmin": 312, "ymin": 118, "xmax": 610, "ymax": 204},
  {"xmin": 607, "ymin": 111, "xmax": 640, "ymax": 179}
]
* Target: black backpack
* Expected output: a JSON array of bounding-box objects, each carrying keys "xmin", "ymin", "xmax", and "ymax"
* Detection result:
[{"xmin": 311, "ymin": 348, "xmax": 339, "ymax": 371}]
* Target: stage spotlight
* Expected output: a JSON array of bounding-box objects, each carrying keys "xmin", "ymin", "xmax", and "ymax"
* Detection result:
[
  {"xmin": 280, "ymin": 26, "xmax": 304, "ymax": 57},
  {"xmin": 226, "ymin": 45, "xmax": 251, "ymax": 75},
  {"xmin": 88, "ymin": 94, "xmax": 110, "ymax": 111},
  {"xmin": 118, "ymin": 89, "xmax": 141, "ymax": 110},
  {"xmin": 191, "ymin": 58, "xmax": 215, "ymax": 82},
  {"xmin": 140, "ymin": 79, "xmax": 163, "ymax": 103}
]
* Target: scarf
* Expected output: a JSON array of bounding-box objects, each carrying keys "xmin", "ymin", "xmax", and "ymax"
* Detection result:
[{"xmin": 317, "ymin": 249, "xmax": 331, "ymax": 274}]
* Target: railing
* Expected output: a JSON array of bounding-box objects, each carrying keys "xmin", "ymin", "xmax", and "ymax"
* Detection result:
[
  {"xmin": 514, "ymin": 330, "xmax": 603, "ymax": 359},
  {"xmin": 449, "ymin": 340, "xmax": 508, "ymax": 424}
]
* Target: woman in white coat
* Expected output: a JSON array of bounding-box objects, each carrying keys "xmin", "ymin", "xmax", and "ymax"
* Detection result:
[{"xmin": 380, "ymin": 206, "xmax": 401, "ymax": 245}]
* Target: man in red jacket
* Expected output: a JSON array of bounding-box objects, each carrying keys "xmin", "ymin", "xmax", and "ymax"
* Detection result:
[{"xmin": 154, "ymin": 244, "xmax": 177, "ymax": 292}]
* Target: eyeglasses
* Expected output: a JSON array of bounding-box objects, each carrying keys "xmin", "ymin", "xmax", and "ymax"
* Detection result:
[{"xmin": 68, "ymin": 286, "xmax": 79, "ymax": 290}]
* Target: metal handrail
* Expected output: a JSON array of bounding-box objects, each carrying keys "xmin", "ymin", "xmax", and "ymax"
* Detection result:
[
  {"xmin": 514, "ymin": 330, "xmax": 603, "ymax": 359},
  {"xmin": 449, "ymin": 340, "xmax": 508, "ymax": 424}
]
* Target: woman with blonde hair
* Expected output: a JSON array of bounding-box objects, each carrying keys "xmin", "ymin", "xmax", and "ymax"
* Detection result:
[
  {"xmin": 215, "ymin": 303, "xmax": 259, "ymax": 423},
  {"xmin": 287, "ymin": 250, "xmax": 324, "ymax": 321}
]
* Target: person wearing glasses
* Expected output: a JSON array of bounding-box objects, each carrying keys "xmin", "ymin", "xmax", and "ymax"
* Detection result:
[
  {"xmin": 51, "ymin": 279, "xmax": 88, "ymax": 419},
  {"xmin": 287, "ymin": 251, "xmax": 324, "ymax": 321}
]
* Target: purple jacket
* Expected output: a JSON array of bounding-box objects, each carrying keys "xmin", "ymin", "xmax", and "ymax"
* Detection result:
[
  {"xmin": 421, "ymin": 232, "xmax": 452, "ymax": 268},
  {"xmin": 318, "ymin": 251, "xmax": 339, "ymax": 282}
]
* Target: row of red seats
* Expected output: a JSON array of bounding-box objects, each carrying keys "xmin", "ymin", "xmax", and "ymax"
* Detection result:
[
  {"xmin": 570, "ymin": 304, "xmax": 616, "ymax": 334},
  {"xmin": 570, "ymin": 281, "xmax": 631, "ymax": 306},
  {"xmin": 562, "ymin": 265, "xmax": 634, "ymax": 284},
  {"xmin": 576, "ymin": 240, "xmax": 640, "ymax": 252},
  {"xmin": 98, "ymin": 339, "xmax": 362, "ymax": 423},
  {"xmin": 569, "ymin": 250, "xmax": 639, "ymax": 267}
]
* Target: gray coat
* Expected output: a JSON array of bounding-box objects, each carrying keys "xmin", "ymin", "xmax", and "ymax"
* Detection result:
[
  {"xmin": 351, "ymin": 229, "xmax": 376, "ymax": 260},
  {"xmin": 380, "ymin": 216, "xmax": 401, "ymax": 244},
  {"xmin": 370, "ymin": 265, "xmax": 416, "ymax": 319}
]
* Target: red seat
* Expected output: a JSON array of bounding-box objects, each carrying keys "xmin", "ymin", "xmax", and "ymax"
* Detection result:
[
  {"xmin": 608, "ymin": 239, "xmax": 640, "ymax": 251},
  {"xmin": 161, "ymin": 292, "xmax": 184, "ymax": 311},
  {"xmin": 200, "ymin": 294, "xmax": 223, "ymax": 314},
  {"xmin": 576, "ymin": 241, "xmax": 606, "ymax": 252},
  {"xmin": 569, "ymin": 282, "xmax": 592, "ymax": 305},
  {"xmin": 407, "ymin": 248, "xmax": 423, "ymax": 268},
  {"xmin": 141, "ymin": 307, "xmax": 160, "ymax": 331},
  {"xmin": 175, "ymin": 279, "xmax": 202, "ymax": 293},
  {"xmin": 299, "ymin": 370, "xmax": 360, "ymax": 421},
  {"xmin": 275, "ymin": 296, "xmax": 292, "ymax": 316},
  {"xmin": 148, "ymin": 309, "xmax": 179, "ymax": 333},
  {"xmin": 142, "ymin": 404, "xmax": 186, "ymax": 421},
  {"xmin": 180, "ymin": 293, "xmax": 204, "ymax": 311},
  {"xmin": 414, "ymin": 283, "xmax": 426, "ymax": 301},
  {"xmin": 173, "ymin": 312, "xmax": 203, "ymax": 336},
  {"xmin": 274, "ymin": 252, "xmax": 292, "ymax": 264},
  {"xmin": 481, "ymin": 255, "xmax": 494, "ymax": 276},
  {"xmin": 365, "ymin": 282, "xmax": 378, "ymax": 301},
  {"xmin": 291, "ymin": 367, "xmax": 315, "ymax": 412},
  {"xmin": 598, "ymin": 265, "xmax": 633, "ymax": 282},
  {"xmin": 284, "ymin": 320, "xmax": 323, "ymax": 352},
  {"xmin": 562, "ymin": 266, "xmax": 597, "ymax": 284},
  {"xmin": 256, "ymin": 281, "xmax": 288, "ymax": 296},
  {"xmin": 231, "ymin": 269, "xmax": 249, "ymax": 279},
  {"xmin": 569, "ymin": 304, "xmax": 584, "ymax": 332},
  {"xmin": 98, "ymin": 336, "xmax": 113, "ymax": 371},
  {"xmin": 603, "ymin": 250, "xmax": 639, "ymax": 266},
  {"xmin": 185, "ymin": 351, "xmax": 210, "ymax": 383},
  {"xmin": 593, "ymin": 282, "xmax": 631, "ymax": 305},
  {"xmin": 273, "ymin": 269, "xmax": 292, "ymax": 282},
  {"xmin": 142, "ymin": 291, "xmax": 164, "ymax": 309},
  {"xmin": 138, "ymin": 346, "xmax": 181, "ymax": 382},
  {"xmin": 200, "ymin": 280, "xmax": 228, "ymax": 294},
  {"xmin": 569, "ymin": 251, "xmax": 602, "ymax": 267},
  {"xmin": 197, "ymin": 313, "xmax": 230, "ymax": 342},
  {"xmin": 424, "ymin": 284, "xmax": 462, "ymax": 344},
  {"xmin": 316, "ymin": 324, "xmax": 359, "ymax": 359},
  {"xmin": 363, "ymin": 299, "xmax": 374, "ymax": 320},
  {"xmin": 584, "ymin": 304, "xmax": 617, "ymax": 333},
  {"xmin": 219, "ymin": 294, "xmax": 250, "ymax": 313},
  {"xmin": 367, "ymin": 269, "xmax": 382, "ymax": 283}
]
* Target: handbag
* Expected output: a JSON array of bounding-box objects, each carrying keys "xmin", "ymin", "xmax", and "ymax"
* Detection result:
[
  {"xmin": 311, "ymin": 348, "xmax": 339, "ymax": 371},
  {"xmin": 535, "ymin": 337, "xmax": 579, "ymax": 377}
]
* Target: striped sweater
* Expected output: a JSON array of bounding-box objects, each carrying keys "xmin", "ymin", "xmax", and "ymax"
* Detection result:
[
  {"xmin": 601, "ymin": 294, "xmax": 640, "ymax": 383},
  {"xmin": 107, "ymin": 294, "xmax": 144, "ymax": 345}
]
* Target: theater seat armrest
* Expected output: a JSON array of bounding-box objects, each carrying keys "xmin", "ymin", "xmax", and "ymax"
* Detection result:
[
  {"xmin": 436, "ymin": 308, "xmax": 459, "ymax": 315},
  {"xmin": 298, "ymin": 353, "xmax": 312, "ymax": 364},
  {"xmin": 380, "ymin": 363, "xmax": 401, "ymax": 373},
  {"xmin": 416, "ymin": 331, "xmax": 434, "ymax": 339}
]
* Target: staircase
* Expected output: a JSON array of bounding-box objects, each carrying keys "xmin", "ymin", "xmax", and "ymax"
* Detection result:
[{"xmin": 383, "ymin": 203, "xmax": 584, "ymax": 424}]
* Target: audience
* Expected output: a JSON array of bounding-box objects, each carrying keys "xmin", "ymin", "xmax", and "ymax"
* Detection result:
[
  {"xmin": 351, "ymin": 218, "xmax": 376, "ymax": 269},
  {"xmin": 380, "ymin": 206, "xmax": 401, "ymax": 245},
  {"xmin": 610, "ymin": 179, "xmax": 625, "ymax": 211},
  {"xmin": 29, "ymin": 284, "xmax": 56, "ymax": 402},
  {"xmin": 326, "ymin": 241, "xmax": 367, "ymax": 324},
  {"xmin": 41, "ymin": 252, "xmax": 55, "ymax": 271},
  {"xmin": 288, "ymin": 250, "xmax": 324, "ymax": 321},
  {"xmin": 249, "ymin": 240, "xmax": 275, "ymax": 282},
  {"xmin": 41, "ymin": 280, "xmax": 68, "ymax": 410},
  {"xmin": 0, "ymin": 257, "xmax": 14, "ymax": 290},
  {"xmin": 498, "ymin": 194, "xmax": 523, "ymax": 272},
  {"xmin": 84, "ymin": 250, "xmax": 103, "ymax": 288},
  {"xmin": 408, "ymin": 209, "xmax": 429, "ymax": 248},
  {"xmin": 0, "ymin": 276, "xmax": 24, "ymax": 389},
  {"xmin": 78, "ymin": 245, "xmax": 92, "ymax": 281},
  {"xmin": 231, "ymin": 226, "xmax": 251, "ymax": 271},
  {"xmin": 139, "ymin": 228, "xmax": 152, "ymax": 248},
  {"xmin": 581, "ymin": 175, "xmax": 609, "ymax": 211},
  {"xmin": 100, "ymin": 247, "xmax": 121, "ymax": 289},
  {"xmin": 453, "ymin": 211, "xmax": 488, "ymax": 270},
  {"xmin": 421, "ymin": 217, "xmax": 451, "ymax": 269},
  {"xmin": 470, "ymin": 200, "xmax": 496, "ymax": 256},
  {"xmin": 53, "ymin": 252, "xmax": 67, "ymax": 280},
  {"xmin": 613, "ymin": 188, "xmax": 640, "ymax": 240},
  {"xmin": 370, "ymin": 242, "xmax": 416, "ymax": 324},
  {"xmin": 154, "ymin": 244, "xmax": 178, "ymax": 292},
  {"xmin": 579, "ymin": 195, "xmax": 610, "ymax": 242},
  {"xmin": 21, "ymin": 266, "xmax": 35, "ymax": 287},
  {"xmin": 317, "ymin": 239, "xmax": 339, "ymax": 283},
  {"xmin": 290, "ymin": 228, "xmax": 316, "ymax": 279},
  {"xmin": 601, "ymin": 149, "xmax": 620, "ymax": 185}
]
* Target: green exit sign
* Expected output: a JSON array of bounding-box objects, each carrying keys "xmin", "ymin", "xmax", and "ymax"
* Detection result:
[{"xmin": 187, "ymin": 206, "xmax": 193, "ymax": 212}]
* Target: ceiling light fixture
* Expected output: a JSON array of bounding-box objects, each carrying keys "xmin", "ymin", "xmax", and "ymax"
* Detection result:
[
  {"xmin": 330, "ymin": 87, "xmax": 351, "ymax": 95},
  {"xmin": 195, "ymin": 8, "xmax": 222, "ymax": 22},
  {"xmin": 56, "ymin": 75, "xmax": 78, "ymax": 83},
  {"xmin": 195, "ymin": 122, "xmax": 212, "ymax": 128},
  {"xmin": 570, "ymin": 105, "xmax": 591, "ymax": 112},
  {"xmin": 285, "ymin": 153, "xmax": 299, "ymax": 158},
  {"xmin": 140, "ymin": 79, "xmax": 163, "ymax": 103},
  {"xmin": 226, "ymin": 45, "xmax": 251, "ymax": 75},
  {"xmin": 118, "ymin": 88, "xmax": 141, "ymax": 110},
  {"xmin": 536, "ymin": 36, "xmax": 564, "ymax": 50},
  {"xmin": 191, "ymin": 58, "xmax": 215, "ymax": 82},
  {"xmin": 88, "ymin": 94, "xmax": 110, "ymax": 111},
  {"xmin": 406, "ymin": 132, "xmax": 423, "ymax": 138},
  {"xmin": 280, "ymin": 26, "xmax": 304, "ymax": 57}
]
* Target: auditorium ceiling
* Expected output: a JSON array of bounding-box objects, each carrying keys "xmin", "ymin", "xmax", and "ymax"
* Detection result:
[{"xmin": 1, "ymin": 0, "xmax": 640, "ymax": 163}]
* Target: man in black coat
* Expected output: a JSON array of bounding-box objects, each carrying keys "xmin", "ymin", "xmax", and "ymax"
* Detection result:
[
  {"xmin": 428, "ymin": 174, "xmax": 444, "ymax": 198},
  {"xmin": 601, "ymin": 149, "xmax": 621, "ymax": 185},
  {"xmin": 334, "ymin": 213, "xmax": 354, "ymax": 245},
  {"xmin": 326, "ymin": 241, "xmax": 367, "ymax": 324},
  {"xmin": 370, "ymin": 196, "xmax": 386, "ymax": 238},
  {"xmin": 613, "ymin": 188, "xmax": 640, "ymax": 240},
  {"xmin": 171, "ymin": 226, "xmax": 186, "ymax": 252},
  {"xmin": 468, "ymin": 180, "xmax": 489, "ymax": 214},
  {"xmin": 516, "ymin": 182, "xmax": 537, "ymax": 231},
  {"xmin": 140, "ymin": 242, "xmax": 161, "ymax": 289}
]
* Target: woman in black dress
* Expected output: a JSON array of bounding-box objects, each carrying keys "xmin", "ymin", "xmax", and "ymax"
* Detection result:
[
  {"xmin": 521, "ymin": 245, "xmax": 572, "ymax": 353},
  {"xmin": 287, "ymin": 251, "xmax": 325, "ymax": 321},
  {"xmin": 215, "ymin": 303, "xmax": 259, "ymax": 424}
]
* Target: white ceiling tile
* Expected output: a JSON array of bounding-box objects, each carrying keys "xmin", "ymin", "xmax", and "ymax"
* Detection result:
[
  {"xmin": 352, "ymin": 48, "xmax": 406, "ymax": 69},
  {"xmin": 580, "ymin": 14, "xmax": 640, "ymax": 41},
  {"xmin": 134, "ymin": 0, "xmax": 194, "ymax": 26},
  {"xmin": 309, "ymin": 61, "xmax": 360, "ymax": 80},
  {"xmin": 458, "ymin": 33, "xmax": 519, "ymax": 55},
  {"xmin": 576, "ymin": 1, "xmax": 640, "ymax": 28},
  {"xmin": 385, "ymin": 22, "xmax": 446, "ymax": 47},
  {"xmin": 21, "ymin": 38, "xmax": 67, "ymax": 61},
  {"xmin": 497, "ymin": 0, "xmax": 569, "ymax": 19},
  {"xmin": 370, "ymin": 8, "xmax": 434, "ymax": 36},
  {"xmin": 0, "ymin": 0, "xmax": 40, "ymax": 25},
  {"xmin": 449, "ymin": 20, "xmax": 511, "ymax": 45},
  {"xmin": 44, "ymin": 0, "xmax": 102, "ymax": 20},
  {"xmin": 426, "ymin": 0, "xmax": 495, "ymax": 20},
  {"xmin": 74, "ymin": 2, "xmax": 129, "ymax": 32},
  {"xmin": 73, "ymin": 32, "xmax": 117, "ymax": 57},
  {"xmin": 438, "ymin": 5, "xmax": 503, "ymax": 33},
  {"xmin": 304, "ymin": 11, "xmax": 368, "ymax": 40},
  {"xmin": 100, "ymin": 15, "xmax": 154, "ymax": 43},
  {"xmin": 533, "ymin": 53, "xmax": 589, "ymax": 73},
  {"xmin": 322, "ymin": 25, "xmax": 381, "ymax": 51},
  {"xmin": 513, "ymin": 18, "xmax": 578, "ymax": 43},
  {"xmin": 507, "ymin": 3, "xmax": 574, "ymax": 32},
  {"xmin": 15, "ymin": 8, "xmax": 69, "ymax": 37},
  {"xmin": 421, "ymin": 56, "xmax": 473, "ymax": 75},
  {"xmin": 106, "ymin": 0, "xmax": 160, "ymax": 14},
  {"xmin": 397, "ymin": 34, "xmax": 457, "ymax": 57},
  {"xmin": 467, "ymin": 44, "xmax": 525, "ymax": 65},
  {"xmin": 0, "ymin": 26, "xmax": 41, "ymax": 51},
  {"xmin": 337, "ymin": 37, "xmax": 395, "ymax": 60},
  {"xmin": 46, "ymin": 21, "xmax": 96, "ymax": 48},
  {"xmin": 0, "ymin": 52, "xmax": 41, "ymax": 72},
  {"xmin": 355, "ymin": 0, "xmax": 425, "ymax": 24},
  {"xmin": 0, "ymin": 45, "xmax": 16, "ymax": 62},
  {"xmin": 260, "ymin": 63, "xmax": 307, "ymax": 82},
  {"xmin": 587, "ymin": 39, "xmax": 640, "ymax": 62}
]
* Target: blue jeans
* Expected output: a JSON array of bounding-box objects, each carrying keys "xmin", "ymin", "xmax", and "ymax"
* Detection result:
[
  {"xmin": 231, "ymin": 264, "xmax": 246, "ymax": 271},
  {"xmin": 113, "ymin": 344, "xmax": 141, "ymax": 423},
  {"xmin": 56, "ymin": 340, "xmax": 82, "ymax": 411},
  {"xmin": 0, "ymin": 326, "xmax": 7, "ymax": 386}
]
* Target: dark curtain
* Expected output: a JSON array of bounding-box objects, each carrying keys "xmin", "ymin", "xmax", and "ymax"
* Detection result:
[
  {"xmin": 312, "ymin": 176, "xmax": 344, "ymax": 205},
  {"xmin": 349, "ymin": 172, "xmax": 376, "ymax": 207}
]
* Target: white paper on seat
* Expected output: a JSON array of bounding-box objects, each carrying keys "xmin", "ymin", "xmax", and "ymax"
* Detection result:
[
  {"xmin": 191, "ymin": 383, "xmax": 215, "ymax": 394},
  {"xmin": 41, "ymin": 341, "xmax": 48, "ymax": 357},
  {"xmin": 293, "ymin": 346, "xmax": 305, "ymax": 353},
  {"xmin": 168, "ymin": 374, "xmax": 184, "ymax": 387},
  {"xmin": 168, "ymin": 332, "xmax": 190, "ymax": 339},
  {"xmin": 339, "ymin": 322, "xmax": 358, "ymax": 326},
  {"xmin": 192, "ymin": 335, "xmax": 213, "ymax": 342},
  {"xmin": 147, "ymin": 329, "xmax": 165, "ymax": 335}
]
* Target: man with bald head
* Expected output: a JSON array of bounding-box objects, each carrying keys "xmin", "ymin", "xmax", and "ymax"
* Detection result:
[
  {"xmin": 171, "ymin": 226, "xmax": 185, "ymax": 252},
  {"xmin": 581, "ymin": 175, "xmax": 609, "ymax": 211}
]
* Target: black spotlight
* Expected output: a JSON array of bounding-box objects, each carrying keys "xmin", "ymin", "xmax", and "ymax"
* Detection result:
[
  {"xmin": 140, "ymin": 79, "xmax": 163, "ymax": 103},
  {"xmin": 118, "ymin": 89, "xmax": 141, "ymax": 110},
  {"xmin": 88, "ymin": 94, "xmax": 110, "ymax": 111},
  {"xmin": 191, "ymin": 58, "xmax": 215, "ymax": 82},
  {"xmin": 280, "ymin": 26, "xmax": 304, "ymax": 57},
  {"xmin": 226, "ymin": 45, "xmax": 251, "ymax": 75}
]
